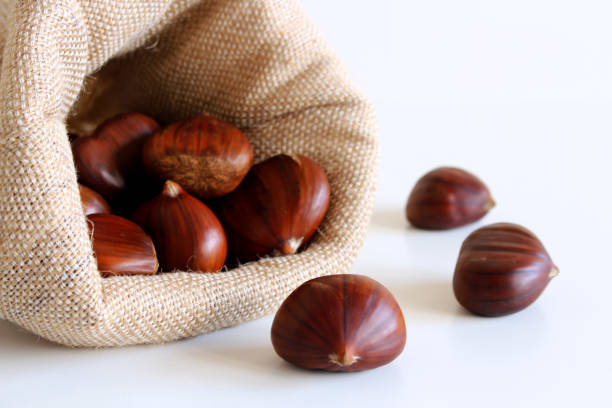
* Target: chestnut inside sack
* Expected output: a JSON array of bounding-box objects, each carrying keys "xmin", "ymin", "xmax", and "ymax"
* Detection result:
[{"xmin": 0, "ymin": 0, "xmax": 378, "ymax": 347}]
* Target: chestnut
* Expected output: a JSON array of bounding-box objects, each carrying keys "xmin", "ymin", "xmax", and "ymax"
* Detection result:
[
  {"xmin": 87, "ymin": 214, "xmax": 158, "ymax": 277},
  {"xmin": 141, "ymin": 113, "xmax": 253, "ymax": 199},
  {"xmin": 406, "ymin": 167, "xmax": 494, "ymax": 230},
  {"xmin": 72, "ymin": 112, "xmax": 161, "ymax": 213},
  {"xmin": 453, "ymin": 223, "xmax": 559, "ymax": 317},
  {"xmin": 271, "ymin": 274, "xmax": 406, "ymax": 372},
  {"xmin": 79, "ymin": 184, "xmax": 111, "ymax": 216},
  {"xmin": 132, "ymin": 180, "xmax": 227, "ymax": 272},
  {"xmin": 215, "ymin": 154, "xmax": 330, "ymax": 262}
]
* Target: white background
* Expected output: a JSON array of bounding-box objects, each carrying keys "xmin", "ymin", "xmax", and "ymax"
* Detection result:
[{"xmin": 2, "ymin": 1, "xmax": 611, "ymax": 407}]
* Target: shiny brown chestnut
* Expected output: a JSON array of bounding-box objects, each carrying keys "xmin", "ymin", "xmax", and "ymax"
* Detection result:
[
  {"xmin": 72, "ymin": 112, "xmax": 161, "ymax": 212},
  {"xmin": 87, "ymin": 214, "xmax": 158, "ymax": 277},
  {"xmin": 141, "ymin": 113, "xmax": 253, "ymax": 199},
  {"xmin": 79, "ymin": 184, "xmax": 111, "ymax": 216},
  {"xmin": 453, "ymin": 223, "xmax": 559, "ymax": 317},
  {"xmin": 406, "ymin": 167, "xmax": 494, "ymax": 230},
  {"xmin": 132, "ymin": 180, "xmax": 227, "ymax": 272},
  {"xmin": 215, "ymin": 154, "xmax": 330, "ymax": 262},
  {"xmin": 271, "ymin": 274, "xmax": 406, "ymax": 372}
]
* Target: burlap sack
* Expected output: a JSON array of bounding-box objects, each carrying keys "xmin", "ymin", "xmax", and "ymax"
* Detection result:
[{"xmin": 0, "ymin": 0, "xmax": 378, "ymax": 347}]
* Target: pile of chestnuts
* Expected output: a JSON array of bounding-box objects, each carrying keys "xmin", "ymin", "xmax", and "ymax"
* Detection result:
[
  {"xmin": 73, "ymin": 112, "xmax": 558, "ymax": 374},
  {"xmin": 74, "ymin": 112, "xmax": 331, "ymax": 275}
]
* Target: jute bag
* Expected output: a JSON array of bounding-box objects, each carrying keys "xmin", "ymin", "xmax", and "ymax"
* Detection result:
[{"xmin": 0, "ymin": 0, "xmax": 378, "ymax": 347}]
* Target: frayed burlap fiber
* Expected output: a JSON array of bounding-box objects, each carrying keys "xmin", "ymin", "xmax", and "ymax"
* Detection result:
[{"xmin": 0, "ymin": 0, "xmax": 378, "ymax": 347}]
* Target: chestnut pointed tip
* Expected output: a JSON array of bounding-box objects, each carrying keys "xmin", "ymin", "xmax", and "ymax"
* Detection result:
[
  {"xmin": 279, "ymin": 237, "xmax": 304, "ymax": 255},
  {"xmin": 329, "ymin": 351, "xmax": 360, "ymax": 367},
  {"xmin": 163, "ymin": 180, "xmax": 183, "ymax": 198},
  {"xmin": 549, "ymin": 265, "xmax": 560, "ymax": 279},
  {"xmin": 485, "ymin": 196, "xmax": 496, "ymax": 211}
]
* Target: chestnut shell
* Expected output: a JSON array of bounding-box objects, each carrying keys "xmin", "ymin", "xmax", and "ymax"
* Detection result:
[
  {"xmin": 87, "ymin": 214, "xmax": 158, "ymax": 277},
  {"xmin": 141, "ymin": 113, "xmax": 254, "ymax": 199},
  {"xmin": 132, "ymin": 180, "xmax": 227, "ymax": 273},
  {"xmin": 271, "ymin": 274, "xmax": 406, "ymax": 372},
  {"xmin": 453, "ymin": 223, "xmax": 558, "ymax": 317},
  {"xmin": 216, "ymin": 154, "xmax": 330, "ymax": 262},
  {"xmin": 406, "ymin": 167, "xmax": 494, "ymax": 230},
  {"xmin": 79, "ymin": 184, "xmax": 111, "ymax": 216},
  {"xmin": 72, "ymin": 112, "xmax": 161, "ymax": 214}
]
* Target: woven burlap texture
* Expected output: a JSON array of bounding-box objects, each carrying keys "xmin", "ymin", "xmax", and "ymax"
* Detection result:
[{"xmin": 0, "ymin": 0, "xmax": 378, "ymax": 347}]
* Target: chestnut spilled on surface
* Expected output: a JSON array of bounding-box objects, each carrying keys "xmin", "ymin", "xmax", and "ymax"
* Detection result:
[
  {"xmin": 142, "ymin": 113, "xmax": 253, "ymax": 199},
  {"xmin": 79, "ymin": 184, "xmax": 111, "ymax": 216},
  {"xmin": 88, "ymin": 214, "xmax": 158, "ymax": 277},
  {"xmin": 216, "ymin": 154, "xmax": 330, "ymax": 262},
  {"xmin": 132, "ymin": 180, "xmax": 227, "ymax": 273},
  {"xmin": 271, "ymin": 274, "xmax": 406, "ymax": 372},
  {"xmin": 453, "ymin": 223, "xmax": 559, "ymax": 317},
  {"xmin": 406, "ymin": 167, "xmax": 494, "ymax": 230}
]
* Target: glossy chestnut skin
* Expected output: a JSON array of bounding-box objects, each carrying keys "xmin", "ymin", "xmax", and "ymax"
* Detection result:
[
  {"xmin": 216, "ymin": 154, "xmax": 330, "ymax": 262},
  {"xmin": 132, "ymin": 180, "xmax": 227, "ymax": 272},
  {"xmin": 271, "ymin": 274, "xmax": 406, "ymax": 372},
  {"xmin": 72, "ymin": 112, "xmax": 161, "ymax": 213},
  {"xmin": 87, "ymin": 214, "xmax": 158, "ymax": 277},
  {"xmin": 142, "ymin": 113, "xmax": 254, "ymax": 199},
  {"xmin": 79, "ymin": 184, "xmax": 111, "ymax": 216},
  {"xmin": 406, "ymin": 167, "xmax": 494, "ymax": 230},
  {"xmin": 453, "ymin": 223, "xmax": 559, "ymax": 317}
]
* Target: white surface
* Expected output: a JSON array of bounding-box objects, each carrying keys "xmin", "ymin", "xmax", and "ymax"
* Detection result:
[{"xmin": 2, "ymin": 1, "xmax": 611, "ymax": 407}]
